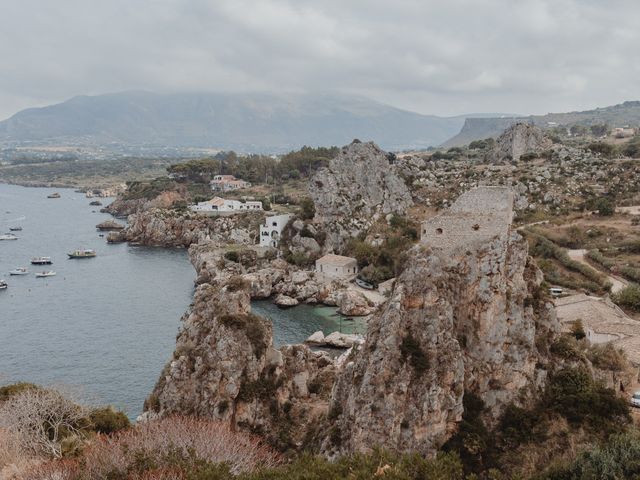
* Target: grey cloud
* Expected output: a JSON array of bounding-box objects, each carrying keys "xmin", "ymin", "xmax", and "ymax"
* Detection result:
[{"xmin": 1, "ymin": 0, "xmax": 639, "ymax": 119}]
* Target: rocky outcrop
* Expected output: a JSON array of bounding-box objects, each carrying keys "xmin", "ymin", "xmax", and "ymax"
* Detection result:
[
  {"xmin": 114, "ymin": 208, "xmax": 262, "ymax": 247},
  {"xmin": 322, "ymin": 230, "xmax": 558, "ymax": 457},
  {"xmin": 310, "ymin": 141, "xmax": 413, "ymax": 252},
  {"xmin": 145, "ymin": 276, "xmax": 338, "ymax": 449},
  {"xmin": 487, "ymin": 122, "xmax": 553, "ymax": 163}
]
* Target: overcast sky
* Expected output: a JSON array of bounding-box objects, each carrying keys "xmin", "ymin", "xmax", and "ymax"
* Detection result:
[{"xmin": 1, "ymin": 0, "xmax": 638, "ymax": 120}]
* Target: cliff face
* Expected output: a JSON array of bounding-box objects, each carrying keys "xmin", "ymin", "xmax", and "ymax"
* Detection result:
[
  {"xmin": 323, "ymin": 231, "xmax": 558, "ymax": 456},
  {"xmin": 145, "ymin": 263, "xmax": 339, "ymax": 449},
  {"xmin": 110, "ymin": 208, "xmax": 262, "ymax": 247},
  {"xmin": 310, "ymin": 141, "xmax": 413, "ymax": 252}
]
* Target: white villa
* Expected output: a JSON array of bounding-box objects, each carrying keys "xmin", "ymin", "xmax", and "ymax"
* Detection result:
[
  {"xmin": 210, "ymin": 175, "xmax": 252, "ymax": 192},
  {"xmin": 315, "ymin": 254, "xmax": 358, "ymax": 281},
  {"xmin": 190, "ymin": 197, "xmax": 263, "ymax": 215},
  {"xmin": 260, "ymin": 214, "xmax": 292, "ymax": 248}
]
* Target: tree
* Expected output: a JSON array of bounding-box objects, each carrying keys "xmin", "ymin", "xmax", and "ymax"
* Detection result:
[
  {"xmin": 595, "ymin": 197, "xmax": 615, "ymax": 216},
  {"xmin": 0, "ymin": 388, "xmax": 87, "ymax": 458},
  {"xmin": 299, "ymin": 197, "xmax": 315, "ymax": 220}
]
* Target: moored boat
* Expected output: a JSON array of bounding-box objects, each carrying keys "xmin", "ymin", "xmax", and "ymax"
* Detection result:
[
  {"xmin": 0, "ymin": 233, "xmax": 18, "ymax": 241},
  {"xmin": 89, "ymin": 200, "xmax": 103, "ymax": 206},
  {"xmin": 0, "ymin": 280, "xmax": 7, "ymax": 290},
  {"xmin": 31, "ymin": 256, "xmax": 52, "ymax": 265},
  {"xmin": 9, "ymin": 226, "xmax": 22, "ymax": 231},
  {"xmin": 9, "ymin": 267, "xmax": 28, "ymax": 275},
  {"xmin": 35, "ymin": 271, "xmax": 56, "ymax": 278},
  {"xmin": 67, "ymin": 249, "xmax": 97, "ymax": 259},
  {"xmin": 47, "ymin": 192, "xmax": 61, "ymax": 199}
]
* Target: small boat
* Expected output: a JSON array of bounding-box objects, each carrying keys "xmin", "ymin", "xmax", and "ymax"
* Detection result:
[
  {"xmin": 9, "ymin": 267, "xmax": 28, "ymax": 276},
  {"xmin": 9, "ymin": 226, "xmax": 22, "ymax": 231},
  {"xmin": 68, "ymin": 249, "xmax": 97, "ymax": 259},
  {"xmin": 0, "ymin": 280, "xmax": 7, "ymax": 290},
  {"xmin": 36, "ymin": 271, "xmax": 56, "ymax": 278},
  {"xmin": 0, "ymin": 233, "xmax": 18, "ymax": 241},
  {"xmin": 47, "ymin": 192, "xmax": 61, "ymax": 199},
  {"xmin": 31, "ymin": 256, "xmax": 52, "ymax": 265},
  {"xmin": 89, "ymin": 200, "xmax": 103, "ymax": 206}
]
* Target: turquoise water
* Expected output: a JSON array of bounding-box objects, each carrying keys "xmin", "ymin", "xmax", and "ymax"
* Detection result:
[
  {"xmin": 251, "ymin": 300, "xmax": 367, "ymax": 346},
  {"xmin": 0, "ymin": 184, "xmax": 362, "ymax": 417}
]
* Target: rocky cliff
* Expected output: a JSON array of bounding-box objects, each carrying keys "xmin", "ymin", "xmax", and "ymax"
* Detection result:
[
  {"xmin": 322, "ymin": 230, "xmax": 558, "ymax": 456},
  {"xmin": 488, "ymin": 123, "xmax": 553, "ymax": 163},
  {"xmin": 310, "ymin": 140, "xmax": 413, "ymax": 252},
  {"xmin": 109, "ymin": 208, "xmax": 262, "ymax": 247}
]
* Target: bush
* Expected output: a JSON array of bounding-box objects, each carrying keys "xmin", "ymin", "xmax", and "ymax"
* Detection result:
[
  {"xmin": 226, "ymin": 275, "xmax": 249, "ymax": 292},
  {"xmin": 0, "ymin": 382, "xmax": 38, "ymax": 402},
  {"xmin": 37, "ymin": 416, "xmax": 281, "ymax": 479},
  {"xmin": 549, "ymin": 335, "xmax": 583, "ymax": 360},
  {"xmin": 570, "ymin": 319, "xmax": 586, "ymax": 340},
  {"xmin": 544, "ymin": 366, "xmax": 630, "ymax": 431},
  {"xmin": 299, "ymin": 197, "xmax": 315, "ymax": 220},
  {"xmin": 588, "ymin": 343, "xmax": 627, "ymax": 371},
  {"xmin": 539, "ymin": 431, "xmax": 640, "ymax": 480},
  {"xmin": 594, "ymin": 197, "xmax": 615, "ymax": 216},
  {"xmin": 88, "ymin": 406, "xmax": 130, "ymax": 434},
  {"xmin": 612, "ymin": 284, "xmax": 640, "ymax": 311}
]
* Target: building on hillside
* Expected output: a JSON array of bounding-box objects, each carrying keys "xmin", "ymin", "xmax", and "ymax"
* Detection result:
[
  {"xmin": 315, "ymin": 254, "xmax": 358, "ymax": 281},
  {"xmin": 210, "ymin": 175, "xmax": 252, "ymax": 192},
  {"xmin": 190, "ymin": 197, "xmax": 262, "ymax": 215},
  {"xmin": 420, "ymin": 186, "xmax": 514, "ymax": 253},
  {"xmin": 613, "ymin": 127, "xmax": 636, "ymax": 139},
  {"xmin": 260, "ymin": 214, "xmax": 293, "ymax": 248}
]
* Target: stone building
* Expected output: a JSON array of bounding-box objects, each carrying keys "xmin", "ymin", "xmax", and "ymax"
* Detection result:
[
  {"xmin": 259, "ymin": 214, "xmax": 292, "ymax": 248},
  {"xmin": 421, "ymin": 186, "xmax": 514, "ymax": 253},
  {"xmin": 315, "ymin": 254, "xmax": 358, "ymax": 281},
  {"xmin": 210, "ymin": 175, "xmax": 252, "ymax": 192}
]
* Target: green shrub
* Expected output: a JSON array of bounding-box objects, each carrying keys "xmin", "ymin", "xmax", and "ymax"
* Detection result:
[
  {"xmin": 299, "ymin": 197, "xmax": 315, "ymax": 220},
  {"xmin": 612, "ymin": 284, "xmax": 640, "ymax": 311},
  {"xmin": 544, "ymin": 366, "xmax": 630, "ymax": 431},
  {"xmin": 88, "ymin": 406, "xmax": 130, "ymax": 434},
  {"xmin": 0, "ymin": 382, "xmax": 38, "ymax": 402},
  {"xmin": 588, "ymin": 343, "xmax": 627, "ymax": 371},
  {"xmin": 570, "ymin": 320, "xmax": 586, "ymax": 340},
  {"xmin": 539, "ymin": 431, "xmax": 640, "ymax": 480},
  {"xmin": 549, "ymin": 335, "xmax": 583, "ymax": 360}
]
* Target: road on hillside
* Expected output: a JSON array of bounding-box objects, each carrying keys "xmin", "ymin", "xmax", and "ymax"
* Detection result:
[{"xmin": 567, "ymin": 249, "xmax": 628, "ymax": 294}]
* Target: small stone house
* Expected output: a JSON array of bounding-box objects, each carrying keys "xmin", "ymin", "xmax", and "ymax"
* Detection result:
[
  {"xmin": 260, "ymin": 214, "xmax": 292, "ymax": 248},
  {"xmin": 315, "ymin": 254, "xmax": 358, "ymax": 281}
]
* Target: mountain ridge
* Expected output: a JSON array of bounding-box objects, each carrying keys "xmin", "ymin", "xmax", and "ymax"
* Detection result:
[{"xmin": 0, "ymin": 91, "xmax": 493, "ymax": 153}]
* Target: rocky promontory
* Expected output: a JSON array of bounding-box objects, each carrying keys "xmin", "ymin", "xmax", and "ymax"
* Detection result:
[{"xmin": 310, "ymin": 140, "xmax": 413, "ymax": 252}]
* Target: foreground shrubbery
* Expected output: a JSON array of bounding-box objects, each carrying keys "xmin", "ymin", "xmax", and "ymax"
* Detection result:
[{"xmin": 28, "ymin": 416, "xmax": 280, "ymax": 479}]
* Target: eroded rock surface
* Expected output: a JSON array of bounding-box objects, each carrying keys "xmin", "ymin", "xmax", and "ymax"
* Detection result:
[
  {"xmin": 488, "ymin": 122, "xmax": 553, "ymax": 163},
  {"xmin": 310, "ymin": 140, "xmax": 413, "ymax": 251}
]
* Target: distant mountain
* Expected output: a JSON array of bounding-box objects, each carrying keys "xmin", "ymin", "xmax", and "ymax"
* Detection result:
[
  {"xmin": 442, "ymin": 101, "xmax": 640, "ymax": 147},
  {"xmin": 0, "ymin": 91, "xmax": 487, "ymax": 153}
]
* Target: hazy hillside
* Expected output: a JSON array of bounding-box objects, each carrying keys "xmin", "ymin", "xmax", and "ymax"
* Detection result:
[
  {"xmin": 443, "ymin": 100, "xmax": 640, "ymax": 147},
  {"xmin": 0, "ymin": 91, "xmax": 469, "ymax": 153}
]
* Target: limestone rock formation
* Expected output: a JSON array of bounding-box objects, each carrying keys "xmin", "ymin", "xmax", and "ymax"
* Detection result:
[
  {"xmin": 322, "ymin": 189, "xmax": 558, "ymax": 457},
  {"xmin": 488, "ymin": 122, "xmax": 553, "ymax": 163},
  {"xmin": 310, "ymin": 140, "xmax": 413, "ymax": 252},
  {"xmin": 146, "ymin": 278, "xmax": 338, "ymax": 449}
]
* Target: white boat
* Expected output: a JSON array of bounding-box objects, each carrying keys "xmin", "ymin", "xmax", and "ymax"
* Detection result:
[
  {"xmin": 31, "ymin": 257, "xmax": 52, "ymax": 265},
  {"xmin": 0, "ymin": 233, "xmax": 18, "ymax": 241},
  {"xmin": 9, "ymin": 267, "xmax": 28, "ymax": 275},
  {"xmin": 35, "ymin": 271, "xmax": 56, "ymax": 278},
  {"xmin": 0, "ymin": 280, "xmax": 7, "ymax": 290}
]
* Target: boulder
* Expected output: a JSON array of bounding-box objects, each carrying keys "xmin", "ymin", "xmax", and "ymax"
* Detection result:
[
  {"xmin": 305, "ymin": 331, "xmax": 325, "ymax": 345},
  {"xmin": 337, "ymin": 290, "xmax": 372, "ymax": 316},
  {"xmin": 275, "ymin": 294, "xmax": 299, "ymax": 308}
]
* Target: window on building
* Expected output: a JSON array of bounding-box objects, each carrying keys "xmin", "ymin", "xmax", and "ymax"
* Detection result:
[{"xmin": 436, "ymin": 228, "xmax": 443, "ymax": 234}]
